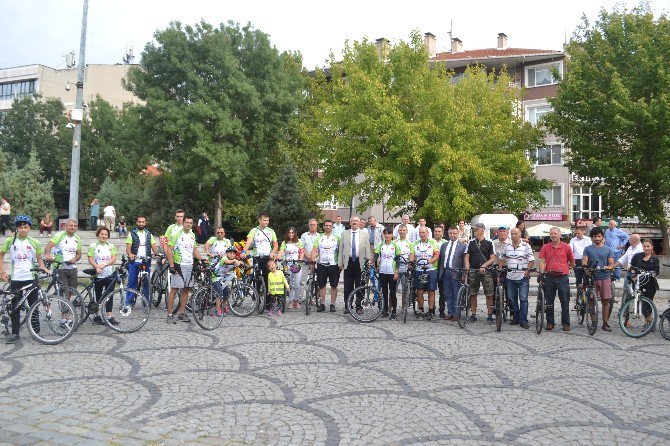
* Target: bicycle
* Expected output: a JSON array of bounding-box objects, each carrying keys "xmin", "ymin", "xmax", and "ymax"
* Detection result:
[
  {"xmin": 301, "ymin": 260, "xmax": 318, "ymax": 316},
  {"xmin": 618, "ymin": 267, "xmax": 659, "ymax": 338},
  {"xmin": 0, "ymin": 268, "xmax": 77, "ymax": 344},
  {"xmin": 574, "ymin": 266, "xmax": 608, "ymax": 336},
  {"xmin": 490, "ymin": 266, "xmax": 507, "ymax": 332},
  {"xmin": 659, "ymin": 299, "xmax": 670, "ymax": 341},
  {"xmin": 188, "ymin": 256, "xmax": 227, "ymax": 330},
  {"xmin": 242, "ymin": 255, "xmax": 268, "ymax": 314},
  {"xmin": 411, "ymin": 263, "xmax": 433, "ymax": 320},
  {"xmin": 535, "ymin": 272, "xmax": 549, "ymax": 334},
  {"xmin": 43, "ymin": 260, "xmax": 83, "ymax": 328},
  {"xmin": 454, "ymin": 268, "xmax": 477, "ymax": 329},
  {"xmin": 397, "ymin": 259, "xmax": 416, "ymax": 324},
  {"xmin": 348, "ymin": 261, "xmax": 384, "ymax": 323},
  {"xmin": 150, "ymin": 253, "xmax": 168, "ymax": 308}
]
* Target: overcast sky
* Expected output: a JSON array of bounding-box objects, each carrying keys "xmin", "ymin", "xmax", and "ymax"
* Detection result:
[{"xmin": 1, "ymin": 0, "xmax": 667, "ymax": 70}]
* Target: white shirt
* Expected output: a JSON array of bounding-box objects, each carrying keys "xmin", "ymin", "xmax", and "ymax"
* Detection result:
[
  {"xmin": 412, "ymin": 226, "xmax": 432, "ymax": 241},
  {"xmin": 569, "ymin": 236, "xmax": 592, "ymax": 260},
  {"xmin": 0, "ymin": 202, "xmax": 9, "ymax": 215},
  {"xmin": 442, "ymin": 240, "xmax": 459, "ymax": 269},
  {"xmin": 617, "ymin": 243, "xmax": 643, "ymax": 268},
  {"xmin": 501, "ymin": 242, "xmax": 535, "ymax": 281},
  {"xmin": 103, "ymin": 206, "xmax": 115, "ymax": 217}
]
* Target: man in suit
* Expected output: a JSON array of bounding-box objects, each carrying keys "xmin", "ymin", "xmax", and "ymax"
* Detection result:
[
  {"xmin": 338, "ymin": 215, "xmax": 372, "ymax": 314},
  {"xmin": 366, "ymin": 216, "xmax": 384, "ymax": 253},
  {"xmin": 438, "ymin": 226, "xmax": 467, "ymax": 320}
]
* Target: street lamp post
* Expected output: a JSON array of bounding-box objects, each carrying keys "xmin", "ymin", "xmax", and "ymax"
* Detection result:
[{"xmin": 68, "ymin": 0, "xmax": 88, "ymax": 221}]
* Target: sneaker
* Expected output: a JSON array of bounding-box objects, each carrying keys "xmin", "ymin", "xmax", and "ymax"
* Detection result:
[
  {"xmin": 329, "ymin": 304, "xmax": 336, "ymax": 313},
  {"xmin": 177, "ymin": 313, "xmax": 191, "ymax": 323},
  {"xmin": 107, "ymin": 317, "xmax": 120, "ymax": 326},
  {"xmin": 277, "ymin": 310, "xmax": 282, "ymax": 316},
  {"xmin": 562, "ymin": 324, "xmax": 570, "ymax": 332},
  {"xmin": 217, "ymin": 309, "xmax": 223, "ymax": 317},
  {"xmin": 426, "ymin": 313, "xmax": 433, "ymax": 321},
  {"xmin": 468, "ymin": 315, "xmax": 477, "ymax": 322},
  {"xmin": 92, "ymin": 315, "xmax": 104, "ymax": 325},
  {"xmin": 390, "ymin": 310, "xmax": 397, "ymax": 320},
  {"xmin": 5, "ymin": 334, "xmax": 19, "ymax": 344},
  {"xmin": 416, "ymin": 311, "xmax": 425, "ymax": 319},
  {"xmin": 602, "ymin": 322, "xmax": 612, "ymax": 332},
  {"xmin": 317, "ymin": 304, "xmax": 326, "ymax": 312},
  {"xmin": 486, "ymin": 315, "xmax": 494, "ymax": 325},
  {"xmin": 439, "ymin": 312, "xmax": 446, "ymax": 320},
  {"xmin": 381, "ymin": 311, "xmax": 389, "ymax": 318},
  {"xmin": 509, "ymin": 319, "xmax": 519, "ymax": 326},
  {"xmin": 59, "ymin": 318, "xmax": 68, "ymax": 328}
]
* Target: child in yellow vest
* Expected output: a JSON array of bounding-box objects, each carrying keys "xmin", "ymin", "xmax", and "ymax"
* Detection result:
[{"xmin": 267, "ymin": 259, "xmax": 290, "ymax": 316}]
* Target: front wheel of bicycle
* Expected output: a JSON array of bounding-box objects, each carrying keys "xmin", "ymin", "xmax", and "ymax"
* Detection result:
[
  {"xmin": 348, "ymin": 285, "xmax": 383, "ymax": 323},
  {"xmin": 102, "ymin": 288, "xmax": 150, "ymax": 333},
  {"xmin": 27, "ymin": 294, "xmax": 77, "ymax": 345},
  {"xmin": 585, "ymin": 289, "xmax": 599, "ymax": 336},
  {"xmin": 305, "ymin": 279, "xmax": 316, "ymax": 316},
  {"xmin": 191, "ymin": 285, "xmax": 224, "ymax": 330},
  {"xmin": 618, "ymin": 296, "xmax": 657, "ymax": 339},
  {"xmin": 495, "ymin": 285, "xmax": 504, "ymax": 332},
  {"xmin": 535, "ymin": 287, "xmax": 545, "ymax": 335},
  {"xmin": 150, "ymin": 269, "xmax": 164, "ymax": 308},
  {"xmin": 74, "ymin": 287, "xmax": 96, "ymax": 325},
  {"xmin": 457, "ymin": 285, "xmax": 469, "ymax": 329},
  {"xmin": 659, "ymin": 308, "xmax": 670, "ymax": 341},
  {"xmin": 229, "ymin": 283, "xmax": 259, "ymax": 317},
  {"xmin": 49, "ymin": 286, "xmax": 83, "ymax": 329}
]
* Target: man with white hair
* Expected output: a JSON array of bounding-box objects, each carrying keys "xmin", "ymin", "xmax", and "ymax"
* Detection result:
[
  {"xmin": 412, "ymin": 218, "xmax": 432, "ymax": 242},
  {"xmin": 604, "ymin": 219, "xmax": 629, "ymax": 280}
]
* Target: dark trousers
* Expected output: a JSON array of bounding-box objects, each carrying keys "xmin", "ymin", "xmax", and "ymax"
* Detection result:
[
  {"xmin": 379, "ymin": 273, "xmax": 397, "ymax": 311},
  {"xmin": 442, "ymin": 275, "xmax": 461, "ymax": 316},
  {"xmin": 574, "ymin": 258, "xmax": 584, "ymax": 287},
  {"xmin": 90, "ymin": 216, "xmax": 98, "ymax": 229},
  {"xmin": 344, "ymin": 259, "xmax": 363, "ymax": 309},
  {"xmin": 10, "ymin": 280, "xmax": 38, "ymax": 335},
  {"xmin": 438, "ymin": 273, "xmax": 446, "ymax": 315},
  {"xmin": 0, "ymin": 215, "xmax": 13, "ymax": 235},
  {"xmin": 545, "ymin": 274, "xmax": 570, "ymax": 326},
  {"xmin": 94, "ymin": 276, "xmax": 115, "ymax": 313},
  {"xmin": 269, "ymin": 294, "xmax": 286, "ymax": 312}
]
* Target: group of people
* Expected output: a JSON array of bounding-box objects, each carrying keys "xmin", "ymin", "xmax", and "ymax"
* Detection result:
[{"xmin": 0, "ymin": 209, "xmax": 660, "ymax": 343}]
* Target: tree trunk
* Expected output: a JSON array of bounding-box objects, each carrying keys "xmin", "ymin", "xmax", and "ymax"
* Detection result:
[
  {"xmin": 654, "ymin": 194, "xmax": 669, "ymax": 255},
  {"xmin": 214, "ymin": 182, "xmax": 222, "ymax": 229}
]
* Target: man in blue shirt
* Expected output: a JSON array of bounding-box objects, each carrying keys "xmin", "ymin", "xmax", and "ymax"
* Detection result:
[
  {"xmin": 582, "ymin": 227, "xmax": 616, "ymax": 332},
  {"xmin": 604, "ymin": 220, "xmax": 629, "ymax": 280}
]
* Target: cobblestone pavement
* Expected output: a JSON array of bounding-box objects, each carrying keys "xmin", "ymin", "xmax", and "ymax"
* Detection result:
[{"xmin": 1, "ymin": 291, "xmax": 669, "ymax": 446}]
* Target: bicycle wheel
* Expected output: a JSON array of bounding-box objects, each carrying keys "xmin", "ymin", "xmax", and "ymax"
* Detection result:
[
  {"xmin": 229, "ymin": 283, "xmax": 259, "ymax": 317},
  {"xmin": 150, "ymin": 270, "xmax": 163, "ymax": 308},
  {"xmin": 495, "ymin": 285, "xmax": 503, "ymax": 332},
  {"xmin": 305, "ymin": 279, "xmax": 316, "ymax": 316},
  {"xmin": 348, "ymin": 285, "xmax": 383, "ymax": 323},
  {"xmin": 102, "ymin": 288, "xmax": 150, "ymax": 333},
  {"xmin": 659, "ymin": 308, "xmax": 670, "ymax": 341},
  {"xmin": 619, "ymin": 296, "xmax": 657, "ymax": 338},
  {"xmin": 585, "ymin": 289, "xmax": 599, "ymax": 336},
  {"xmin": 255, "ymin": 276, "xmax": 266, "ymax": 315},
  {"xmin": 191, "ymin": 285, "xmax": 224, "ymax": 330},
  {"xmin": 457, "ymin": 285, "xmax": 469, "ymax": 329},
  {"xmin": 535, "ymin": 287, "xmax": 545, "ymax": 335},
  {"xmin": 400, "ymin": 275, "xmax": 409, "ymax": 324},
  {"xmin": 27, "ymin": 294, "xmax": 77, "ymax": 345},
  {"xmin": 49, "ymin": 286, "xmax": 82, "ymax": 329},
  {"xmin": 576, "ymin": 289, "xmax": 585, "ymax": 325},
  {"xmin": 75, "ymin": 287, "xmax": 96, "ymax": 324}
]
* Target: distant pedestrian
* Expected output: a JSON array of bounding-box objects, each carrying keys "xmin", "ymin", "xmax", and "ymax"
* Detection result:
[
  {"xmin": 116, "ymin": 216, "xmax": 127, "ymax": 237},
  {"xmin": 196, "ymin": 212, "xmax": 210, "ymax": 244},
  {"xmin": 40, "ymin": 212, "xmax": 54, "ymax": 236},
  {"xmin": 89, "ymin": 198, "xmax": 100, "ymax": 229},
  {"xmin": 103, "ymin": 204, "xmax": 116, "ymax": 231},
  {"xmin": 0, "ymin": 197, "xmax": 12, "ymax": 235}
]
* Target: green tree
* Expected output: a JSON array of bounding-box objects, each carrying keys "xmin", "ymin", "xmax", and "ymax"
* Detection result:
[
  {"xmin": 125, "ymin": 20, "xmax": 306, "ymax": 228},
  {"xmin": 300, "ymin": 33, "xmax": 549, "ymax": 225},
  {"xmin": 0, "ymin": 151, "xmax": 57, "ymax": 223},
  {"xmin": 0, "ymin": 96, "xmax": 70, "ymax": 208},
  {"xmin": 261, "ymin": 159, "xmax": 320, "ymax": 239},
  {"xmin": 545, "ymin": 6, "xmax": 670, "ymax": 252}
]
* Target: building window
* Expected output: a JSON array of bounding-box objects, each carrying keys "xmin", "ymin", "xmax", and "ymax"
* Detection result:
[
  {"xmin": 525, "ymin": 62, "xmax": 562, "ymax": 87},
  {"xmin": 572, "ymin": 185, "xmax": 605, "ymax": 222},
  {"xmin": 542, "ymin": 184, "xmax": 563, "ymax": 207},
  {"xmin": 535, "ymin": 144, "xmax": 562, "ymax": 166},
  {"xmin": 0, "ymin": 79, "xmax": 36, "ymax": 100},
  {"xmin": 317, "ymin": 195, "xmax": 344, "ymax": 210},
  {"xmin": 527, "ymin": 104, "xmax": 552, "ymax": 126}
]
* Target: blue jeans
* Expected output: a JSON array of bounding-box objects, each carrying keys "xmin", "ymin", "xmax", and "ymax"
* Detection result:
[
  {"xmin": 612, "ymin": 250, "xmax": 622, "ymax": 280},
  {"xmin": 506, "ymin": 277, "xmax": 529, "ymax": 324},
  {"xmin": 442, "ymin": 275, "xmax": 461, "ymax": 316},
  {"xmin": 126, "ymin": 260, "xmax": 151, "ymax": 304}
]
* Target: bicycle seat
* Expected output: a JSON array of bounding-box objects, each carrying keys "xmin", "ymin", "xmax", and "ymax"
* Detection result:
[{"xmin": 83, "ymin": 268, "xmax": 97, "ymax": 276}]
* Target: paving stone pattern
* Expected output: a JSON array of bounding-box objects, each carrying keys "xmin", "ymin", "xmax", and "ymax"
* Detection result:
[{"xmin": 1, "ymin": 289, "xmax": 669, "ymax": 445}]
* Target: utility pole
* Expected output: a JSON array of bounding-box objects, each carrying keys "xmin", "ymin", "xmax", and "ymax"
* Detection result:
[{"xmin": 68, "ymin": 0, "xmax": 88, "ymax": 221}]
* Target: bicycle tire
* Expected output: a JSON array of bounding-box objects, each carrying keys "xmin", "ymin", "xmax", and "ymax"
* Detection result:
[
  {"xmin": 102, "ymin": 288, "xmax": 150, "ymax": 333},
  {"xmin": 75, "ymin": 286, "xmax": 96, "ymax": 324},
  {"xmin": 27, "ymin": 294, "xmax": 77, "ymax": 345},
  {"xmin": 457, "ymin": 285, "xmax": 469, "ymax": 329},
  {"xmin": 49, "ymin": 286, "xmax": 82, "ymax": 329},
  {"xmin": 535, "ymin": 287, "xmax": 545, "ymax": 335},
  {"xmin": 255, "ymin": 276, "xmax": 266, "ymax": 315},
  {"xmin": 576, "ymin": 288, "xmax": 585, "ymax": 325},
  {"xmin": 618, "ymin": 296, "xmax": 657, "ymax": 339},
  {"xmin": 348, "ymin": 285, "xmax": 383, "ymax": 323},
  {"xmin": 191, "ymin": 285, "xmax": 224, "ymax": 330},
  {"xmin": 229, "ymin": 283, "xmax": 259, "ymax": 317},
  {"xmin": 400, "ymin": 274, "xmax": 409, "ymax": 324},
  {"xmin": 585, "ymin": 288, "xmax": 599, "ymax": 336},
  {"xmin": 5, "ymin": 299, "xmax": 28, "ymax": 331},
  {"xmin": 150, "ymin": 270, "xmax": 163, "ymax": 308},
  {"xmin": 495, "ymin": 285, "xmax": 503, "ymax": 332},
  {"xmin": 659, "ymin": 308, "xmax": 670, "ymax": 341}
]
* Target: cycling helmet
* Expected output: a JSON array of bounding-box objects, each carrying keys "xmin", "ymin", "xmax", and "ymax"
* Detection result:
[
  {"xmin": 225, "ymin": 246, "xmax": 238, "ymax": 254},
  {"xmin": 14, "ymin": 215, "xmax": 33, "ymax": 226}
]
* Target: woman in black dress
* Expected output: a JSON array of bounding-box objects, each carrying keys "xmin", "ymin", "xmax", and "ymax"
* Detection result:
[{"xmin": 629, "ymin": 239, "xmax": 659, "ymax": 329}]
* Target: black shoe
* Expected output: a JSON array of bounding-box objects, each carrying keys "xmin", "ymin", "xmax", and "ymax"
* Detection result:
[
  {"xmin": 468, "ymin": 315, "xmax": 477, "ymax": 322},
  {"xmin": 343, "ymin": 308, "xmax": 350, "ymax": 314},
  {"xmin": 520, "ymin": 322, "xmax": 529, "ymax": 329},
  {"xmin": 317, "ymin": 304, "xmax": 326, "ymax": 312},
  {"xmin": 92, "ymin": 315, "xmax": 104, "ymax": 325},
  {"xmin": 416, "ymin": 311, "xmax": 425, "ymax": 319},
  {"xmin": 107, "ymin": 317, "xmax": 120, "ymax": 326},
  {"xmin": 426, "ymin": 313, "xmax": 433, "ymax": 321},
  {"xmin": 5, "ymin": 334, "xmax": 19, "ymax": 344},
  {"xmin": 390, "ymin": 311, "xmax": 397, "ymax": 320},
  {"xmin": 381, "ymin": 311, "xmax": 389, "ymax": 318},
  {"xmin": 329, "ymin": 304, "xmax": 336, "ymax": 313},
  {"xmin": 177, "ymin": 313, "xmax": 191, "ymax": 323},
  {"xmin": 439, "ymin": 312, "xmax": 447, "ymax": 319},
  {"xmin": 487, "ymin": 315, "xmax": 494, "ymax": 325},
  {"xmin": 509, "ymin": 319, "xmax": 519, "ymax": 326}
]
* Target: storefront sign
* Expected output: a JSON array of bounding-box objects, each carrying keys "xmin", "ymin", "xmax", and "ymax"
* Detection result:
[{"xmin": 524, "ymin": 212, "xmax": 563, "ymax": 221}]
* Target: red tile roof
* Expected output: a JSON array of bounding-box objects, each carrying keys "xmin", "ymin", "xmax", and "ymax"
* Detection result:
[{"xmin": 431, "ymin": 48, "xmax": 562, "ymax": 61}]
